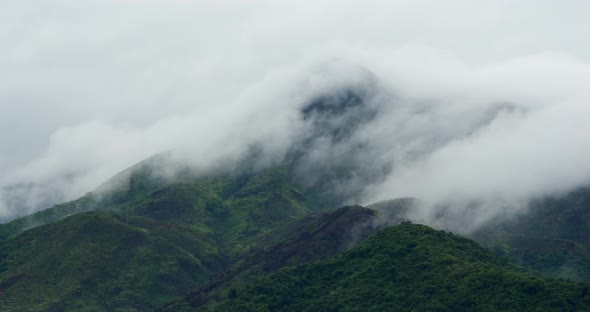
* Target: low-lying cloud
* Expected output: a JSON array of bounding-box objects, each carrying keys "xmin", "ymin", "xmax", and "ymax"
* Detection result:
[{"xmin": 2, "ymin": 1, "xmax": 590, "ymax": 230}]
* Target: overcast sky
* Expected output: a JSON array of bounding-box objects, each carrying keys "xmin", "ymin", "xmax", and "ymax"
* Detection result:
[{"xmin": 2, "ymin": 0, "xmax": 590, "ymax": 223}]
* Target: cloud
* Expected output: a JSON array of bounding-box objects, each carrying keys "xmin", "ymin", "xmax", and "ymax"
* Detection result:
[{"xmin": 2, "ymin": 1, "xmax": 590, "ymax": 228}]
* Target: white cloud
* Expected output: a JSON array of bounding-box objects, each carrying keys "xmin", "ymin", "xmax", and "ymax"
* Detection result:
[{"xmin": 2, "ymin": 1, "xmax": 590, "ymax": 227}]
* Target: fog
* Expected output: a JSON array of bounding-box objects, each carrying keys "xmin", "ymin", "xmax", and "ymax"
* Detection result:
[{"xmin": 2, "ymin": 1, "xmax": 590, "ymax": 229}]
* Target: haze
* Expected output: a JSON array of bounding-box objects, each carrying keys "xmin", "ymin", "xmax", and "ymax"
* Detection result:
[{"xmin": 2, "ymin": 0, "xmax": 590, "ymax": 229}]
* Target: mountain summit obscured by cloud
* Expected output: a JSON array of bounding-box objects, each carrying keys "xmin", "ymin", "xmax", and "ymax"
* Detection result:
[{"xmin": 2, "ymin": 1, "xmax": 590, "ymax": 228}]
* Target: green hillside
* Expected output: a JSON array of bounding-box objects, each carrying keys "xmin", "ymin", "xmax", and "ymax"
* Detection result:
[
  {"xmin": 3, "ymin": 150, "xmax": 590, "ymax": 311},
  {"xmin": 0, "ymin": 158, "xmax": 312, "ymax": 243},
  {"xmin": 200, "ymin": 223, "xmax": 590, "ymax": 312},
  {"xmin": 473, "ymin": 188, "xmax": 590, "ymax": 281},
  {"xmin": 0, "ymin": 212, "xmax": 223, "ymax": 311},
  {"xmin": 3, "ymin": 75, "xmax": 590, "ymax": 312},
  {"xmin": 0, "ymin": 164, "xmax": 317, "ymax": 311},
  {"xmin": 191, "ymin": 198, "xmax": 413, "ymax": 300},
  {"xmin": 163, "ymin": 205, "xmax": 389, "ymax": 310}
]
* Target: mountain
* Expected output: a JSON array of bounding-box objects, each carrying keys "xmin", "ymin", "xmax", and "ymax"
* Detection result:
[
  {"xmin": 0, "ymin": 87, "xmax": 383, "ymax": 240},
  {"xmin": 0, "ymin": 163, "xmax": 317, "ymax": 310},
  {"xmin": 162, "ymin": 205, "xmax": 395, "ymax": 310},
  {"xmin": 3, "ymin": 162, "xmax": 590, "ymax": 311},
  {"xmin": 472, "ymin": 188, "xmax": 590, "ymax": 281},
  {"xmin": 0, "ymin": 161, "xmax": 311, "ymax": 243},
  {"xmin": 0, "ymin": 87, "xmax": 394, "ymax": 310},
  {"xmin": 3, "ymin": 87, "xmax": 590, "ymax": 311},
  {"xmin": 188, "ymin": 223, "xmax": 590, "ymax": 312},
  {"xmin": 0, "ymin": 212, "xmax": 224, "ymax": 310},
  {"xmin": 284, "ymin": 84, "xmax": 391, "ymax": 208}
]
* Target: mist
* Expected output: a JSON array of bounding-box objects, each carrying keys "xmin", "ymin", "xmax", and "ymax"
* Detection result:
[{"xmin": 2, "ymin": 1, "xmax": 590, "ymax": 230}]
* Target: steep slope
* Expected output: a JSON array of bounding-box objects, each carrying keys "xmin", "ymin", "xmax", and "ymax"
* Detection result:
[
  {"xmin": 0, "ymin": 165, "xmax": 314, "ymax": 311},
  {"xmin": 0, "ymin": 164, "xmax": 311, "ymax": 248},
  {"xmin": 286, "ymin": 85, "xmax": 390, "ymax": 208},
  {"xmin": 0, "ymin": 212, "xmax": 224, "ymax": 311},
  {"xmin": 163, "ymin": 205, "xmax": 402, "ymax": 310},
  {"xmin": 0, "ymin": 86, "xmax": 397, "ymax": 311},
  {"xmin": 5, "ymin": 83, "xmax": 590, "ymax": 311},
  {"xmin": 473, "ymin": 187, "xmax": 590, "ymax": 281},
  {"xmin": 200, "ymin": 223, "xmax": 590, "ymax": 312},
  {"xmin": 0, "ymin": 86, "xmax": 385, "ymax": 240}
]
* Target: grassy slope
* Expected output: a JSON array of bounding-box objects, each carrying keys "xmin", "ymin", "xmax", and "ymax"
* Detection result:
[
  {"xmin": 0, "ymin": 165, "xmax": 313, "ymax": 311},
  {"xmin": 0, "ymin": 160, "xmax": 310, "ymax": 243},
  {"xmin": 473, "ymin": 188, "xmax": 590, "ymax": 281},
  {"xmin": 163, "ymin": 206, "xmax": 384, "ymax": 310},
  {"xmin": 0, "ymin": 195, "xmax": 99, "ymax": 241},
  {"xmin": 4, "ymin": 152, "xmax": 590, "ymax": 311},
  {"xmin": 203, "ymin": 224, "xmax": 590, "ymax": 312},
  {"xmin": 0, "ymin": 212, "xmax": 224, "ymax": 311}
]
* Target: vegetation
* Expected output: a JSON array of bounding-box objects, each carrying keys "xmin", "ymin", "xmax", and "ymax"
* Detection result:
[
  {"xmin": 0, "ymin": 212, "xmax": 223, "ymax": 311},
  {"xmin": 0, "ymin": 163, "xmax": 317, "ymax": 311},
  {"xmin": 473, "ymin": 188, "xmax": 590, "ymax": 281},
  {"xmin": 2, "ymin": 153, "xmax": 590, "ymax": 311},
  {"xmin": 5, "ymin": 88, "xmax": 590, "ymax": 312},
  {"xmin": 163, "ymin": 206, "xmax": 382, "ymax": 310},
  {"xmin": 199, "ymin": 224, "xmax": 590, "ymax": 312}
]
